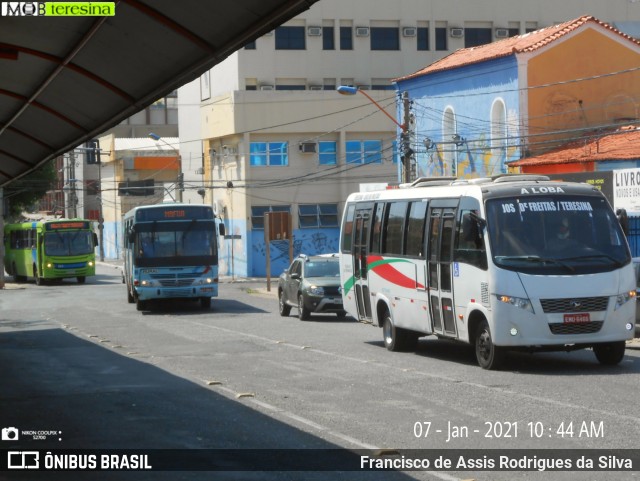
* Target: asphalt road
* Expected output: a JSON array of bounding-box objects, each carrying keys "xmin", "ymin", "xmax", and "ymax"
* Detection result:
[{"xmin": 1, "ymin": 263, "xmax": 640, "ymax": 480}]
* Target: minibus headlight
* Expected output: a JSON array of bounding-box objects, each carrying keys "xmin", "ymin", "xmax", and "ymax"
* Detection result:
[
  {"xmin": 496, "ymin": 294, "xmax": 534, "ymax": 313},
  {"xmin": 195, "ymin": 278, "xmax": 213, "ymax": 285},
  {"xmin": 615, "ymin": 290, "xmax": 636, "ymax": 310},
  {"xmin": 88, "ymin": 261, "xmax": 94, "ymax": 267},
  {"xmin": 46, "ymin": 262, "xmax": 53, "ymax": 268},
  {"xmin": 140, "ymin": 279, "xmax": 159, "ymax": 287}
]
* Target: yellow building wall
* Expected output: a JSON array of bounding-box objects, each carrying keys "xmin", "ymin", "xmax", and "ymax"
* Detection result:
[{"xmin": 527, "ymin": 27, "xmax": 640, "ymax": 155}]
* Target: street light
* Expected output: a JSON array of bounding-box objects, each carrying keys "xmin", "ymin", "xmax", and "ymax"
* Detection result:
[
  {"xmin": 148, "ymin": 132, "xmax": 183, "ymax": 202},
  {"xmin": 337, "ymin": 86, "xmax": 412, "ymax": 183}
]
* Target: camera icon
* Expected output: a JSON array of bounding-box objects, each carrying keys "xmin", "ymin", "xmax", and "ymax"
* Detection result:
[{"xmin": 2, "ymin": 427, "xmax": 19, "ymax": 441}]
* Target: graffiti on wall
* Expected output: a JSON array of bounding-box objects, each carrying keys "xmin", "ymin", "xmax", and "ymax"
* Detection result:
[
  {"xmin": 418, "ymin": 132, "xmax": 520, "ymax": 178},
  {"xmin": 102, "ymin": 222, "xmax": 122, "ymax": 259},
  {"xmin": 218, "ymin": 223, "xmax": 247, "ymax": 277},
  {"xmin": 251, "ymin": 228, "xmax": 340, "ymax": 276},
  {"xmin": 415, "ymin": 102, "xmax": 521, "ymax": 178}
]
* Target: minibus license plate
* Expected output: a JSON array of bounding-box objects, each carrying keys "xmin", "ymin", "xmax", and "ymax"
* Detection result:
[{"xmin": 563, "ymin": 313, "xmax": 590, "ymax": 324}]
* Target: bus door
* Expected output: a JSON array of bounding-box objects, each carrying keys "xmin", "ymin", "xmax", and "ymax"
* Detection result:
[
  {"xmin": 352, "ymin": 203, "xmax": 374, "ymax": 322},
  {"xmin": 427, "ymin": 200, "xmax": 459, "ymax": 337},
  {"xmin": 34, "ymin": 227, "xmax": 43, "ymax": 276}
]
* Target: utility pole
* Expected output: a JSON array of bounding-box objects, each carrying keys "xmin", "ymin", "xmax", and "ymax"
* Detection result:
[
  {"xmin": 68, "ymin": 150, "xmax": 77, "ymax": 218},
  {"xmin": 177, "ymin": 172, "xmax": 184, "ymax": 203},
  {"xmin": 336, "ymin": 86, "xmax": 413, "ymax": 184},
  {"xmin": 96, "ymin": 144, "xmax": 105, "ymax": 261},
  {"xmin": 148, "ymin": 133, "xmax": 182, "ymax": 203},
  {"xmin": 401, "ymin": 91, "xmax": 413, "ymax": 184}
]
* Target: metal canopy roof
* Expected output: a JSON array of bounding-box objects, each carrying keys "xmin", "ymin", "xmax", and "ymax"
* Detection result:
[{"xmin": 0, "ymin": 0, "xmax": 319, "ymax": 187}]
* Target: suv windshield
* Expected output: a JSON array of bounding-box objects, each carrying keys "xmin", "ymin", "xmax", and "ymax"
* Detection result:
[
  {"xmin": 486, "ymin": 195, "xmax": 629, "ymax": 274},
  {"xmin": 305, "ymin": 260, "xmax": 340, "ymax": 277}
]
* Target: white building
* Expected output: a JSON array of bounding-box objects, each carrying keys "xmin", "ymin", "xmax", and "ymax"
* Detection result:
[
  {"xmin": 97, "ymin": 135, "xmax": 181, "ymax": 259},
  {"xmin": 80, "ymin": 93, "xmax": 179, "ymax": 258},
  {"xmin": 178, "ymin": 0, "xmax": 640, "ymax": 277}
]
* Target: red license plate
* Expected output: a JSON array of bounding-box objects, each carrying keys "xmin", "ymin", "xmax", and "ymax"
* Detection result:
[{"xmin": 563, "ymin": 313, "xmax": 590, "ymax": 324}]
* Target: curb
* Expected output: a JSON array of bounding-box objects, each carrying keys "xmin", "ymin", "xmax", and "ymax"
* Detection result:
[{"xmin": 96, "ymin": 261, "xmax": 270, "ymax": 285}]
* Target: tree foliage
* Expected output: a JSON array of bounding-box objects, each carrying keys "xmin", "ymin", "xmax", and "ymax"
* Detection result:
[{"xmin": 4, "ymin": 160, "xmax": 58, "ymax": 220}]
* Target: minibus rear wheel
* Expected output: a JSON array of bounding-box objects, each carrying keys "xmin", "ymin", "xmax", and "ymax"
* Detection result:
[{"xmin": 382, "ymin": 309, "xmax": 417, "ymax": 352}]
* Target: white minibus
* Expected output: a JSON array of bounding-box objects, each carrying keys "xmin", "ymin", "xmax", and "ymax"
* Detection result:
[{"xmin": 339, "ymin": 175, "xmax": 636, "ymax": 369}]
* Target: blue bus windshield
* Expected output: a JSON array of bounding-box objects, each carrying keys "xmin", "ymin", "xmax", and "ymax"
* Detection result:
[{"xmin": 135, "ymin": 221, "xmax": 217, "ymax": 263}]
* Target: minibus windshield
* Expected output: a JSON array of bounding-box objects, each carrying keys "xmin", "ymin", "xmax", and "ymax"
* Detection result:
[{"xmin": 485, "ymin": 195, "xmax": 629, "ymax": 274}]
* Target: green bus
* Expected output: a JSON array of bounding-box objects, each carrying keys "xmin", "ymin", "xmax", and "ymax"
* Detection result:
[{"xmin": 4, "ymin": 219, "xmax": 98, "ymax": 285}]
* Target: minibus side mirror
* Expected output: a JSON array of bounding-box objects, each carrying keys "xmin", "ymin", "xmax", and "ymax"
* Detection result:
[{"xmin": 469, "ymin": 211, "xmax": 487, "ymax": 231}]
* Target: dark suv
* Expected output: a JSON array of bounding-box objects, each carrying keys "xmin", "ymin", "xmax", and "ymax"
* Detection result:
[{"xmin": 278, "ymin": 254, "xmax": 346, "ymax": 320}]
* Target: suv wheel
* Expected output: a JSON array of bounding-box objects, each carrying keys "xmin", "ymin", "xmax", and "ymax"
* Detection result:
[
  {"xmin": 278, "ymin": 290, "xmax": 291, "ymax": 317},
  {"xmin": 298, "ymin": 294, "xmax": 310, "ymax": 320}
]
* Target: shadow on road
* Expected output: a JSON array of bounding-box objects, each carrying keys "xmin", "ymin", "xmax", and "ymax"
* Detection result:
[
  {"xmin": 135, "ymin": 298, "xmax": 269, "ymax": 315},
  {"xmin": 0, "ymin": 328, "xmax": 417, "ymax": 481},
  {"xmin": 281, "ymin": 314, "xmax": 357, "ymax": 323},
  {"xmin": 366, "ymin": 337, "xmax": 640, "ymax": 375},
  {"xmin": 2, "ymin": 272, "xmax": 122, "ymax": 287}
]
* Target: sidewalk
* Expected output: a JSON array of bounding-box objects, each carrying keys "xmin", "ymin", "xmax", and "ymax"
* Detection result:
[{"xmin": 96, "ymin": 260, "xmax": 277, "ymax": 295}]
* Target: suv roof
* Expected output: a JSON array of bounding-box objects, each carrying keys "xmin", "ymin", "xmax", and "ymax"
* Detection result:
[{"xmin": 297, "ymin": 253, "xmax": 338, "ymax": 262}]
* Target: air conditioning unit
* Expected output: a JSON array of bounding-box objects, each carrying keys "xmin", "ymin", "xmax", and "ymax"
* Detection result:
[
  {"xmin": 309, "ymin": 85, "xmax": 323, "ymax": 91},
  {"xmin": 356, "ymin": 84, "xmax": 371, "ymax": 90},
  {"xmin": 450, "ymin": 28, "xmax": 464, "ymax": 38},
  {"xmin": 355, "ymin": 27, "xmax": 369, "ymax": 37},
  {"xmin": 195, "ymin": 167, "xmax": 204, "ymax": 175},
  {"xmin": 307, "ymin": 26, "xmax": 322, "ymax": 36},
  {"xmin": 298, "ymin": 142, "xmax": 317, "ymax": 154},
  {"xmin": 402, "ymin": 27, "xmax": 417, "ymax": 37},
  {"xmin": 260, "ymin": 84, "xmax": 274, "ymax": 91},
  {"xmin": 495, "ymin": 28, "xmax": 509, "ymax": 38}
]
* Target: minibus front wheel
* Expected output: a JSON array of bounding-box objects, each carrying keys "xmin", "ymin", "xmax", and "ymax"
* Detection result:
[
  {"xmin": 475, "ymin": 320, "xmax": 505, "ymax": 370},
  {"xmin": 593, "ymin": 341, "xmax": 625, "ymax": 366}
]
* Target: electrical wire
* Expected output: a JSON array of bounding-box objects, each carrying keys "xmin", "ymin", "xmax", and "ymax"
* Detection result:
[{"xmin": 10, "ymin": 65, "xmax": 640, "ymax": 204}]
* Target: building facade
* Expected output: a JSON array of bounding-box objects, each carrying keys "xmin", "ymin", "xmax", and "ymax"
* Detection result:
[
  {"xmin": 81, "ymin": 93, "xmax": 179, "ymax": 252},
  {"xmin": 97, "ymin": 135, "xmax": 180, "ymax": 259},
  {"xmin": 394, "ymin": 16, "xmax": 640, "ymax": 179},
  {"xmin": 179, "ymin": 0, "xmax": 640, "ymax": 277}
]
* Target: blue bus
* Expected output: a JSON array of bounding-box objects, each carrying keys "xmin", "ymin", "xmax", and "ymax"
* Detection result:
[{"xmin": 123, "ymin": 204, "xmax": 225, "ymax": 311}]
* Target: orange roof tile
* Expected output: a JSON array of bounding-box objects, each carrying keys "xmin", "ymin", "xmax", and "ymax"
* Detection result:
[
  {"xmin": 394, "ymin": 15, "xmax": 640, "ymax": 82},
  {"xmin": 508, "ymin": 126, "xmax": 640, "ymax": 166}
]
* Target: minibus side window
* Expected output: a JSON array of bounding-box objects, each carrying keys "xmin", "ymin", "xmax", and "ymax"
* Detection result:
[{"xmin": 453, "ymin": 201, "xmax": 487, "ymax": 270}]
